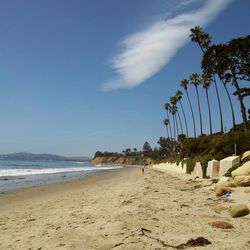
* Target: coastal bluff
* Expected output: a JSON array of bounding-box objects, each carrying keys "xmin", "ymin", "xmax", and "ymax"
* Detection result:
[{"xmin": 91, "ymin": 156, "xmax": 154, "ymax": 165}]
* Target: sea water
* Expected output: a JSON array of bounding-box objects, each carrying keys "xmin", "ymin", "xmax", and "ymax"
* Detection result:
[{"xmin": 0, "ymin": 160, "xmax": 122, "ymax": 192}]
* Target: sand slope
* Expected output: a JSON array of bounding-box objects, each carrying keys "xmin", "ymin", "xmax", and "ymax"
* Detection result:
[{"xmin": 0, "ymin": 167, "xmax": 250, "ymax": 249}]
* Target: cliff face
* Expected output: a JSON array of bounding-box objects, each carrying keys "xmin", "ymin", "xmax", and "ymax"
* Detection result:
[{"xmin": 91, "ymin": 156, "xmax": 155, "ymax": 165}]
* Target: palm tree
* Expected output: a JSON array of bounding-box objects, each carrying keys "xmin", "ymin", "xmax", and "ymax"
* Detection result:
[
  {"xmin": 164, "ymin": 103, "xmax": 173, "ymax": 139},
  {"xmin": 190, "ymin": 26, "xmax": 224, "ymax": 133},
  {"xmin": 170, "ymin": 96, "xmax": 184, "ymax": 135},
  {"xmin": 190, "ymin": 73, "xmax": 203, "ymax": 135},
  {"xmin": 190, "ymin": 26, "xmax": 211, "ymax": 53},
  {"xmin": 180, "ymin": 79, "xmax": 197, "ymax": 138},
  {"xmin": 201, "ymin": 74, "xmax": 212, "ymax": 134},
  {"xmin": 163, "ymin": 118, "xmax": 170, "ymax": 138},
  {"xmin": 176, "ymin": 90, "xmax": 189, "ymax": 137}
]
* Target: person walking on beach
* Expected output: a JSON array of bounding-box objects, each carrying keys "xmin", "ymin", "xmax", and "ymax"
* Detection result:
[{"xmin": 142, "ymin": 166, "xmax": 145, "ymax": 174}]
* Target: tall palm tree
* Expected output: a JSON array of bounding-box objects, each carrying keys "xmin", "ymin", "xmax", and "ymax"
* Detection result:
[
  {"xmin": 180, "ymin": 79, "xmax": 197, "ymax": 138},
  {"xmin": 164, "ymin": 103, "xmax": 173, "ymax": 139},
  {"xmin": 190, "ymin": 26, "xmax": 224, "ymax": 133},
  {"xmin": 176, "ymin": 90, "xmax": 189, "ymax": 137},
  {"xmin": 163, "ymin": 118, "xmax": 170, "ymax": 138},
  {"xmin": 201, "ymin": 74, "xmax": 212, "ymax": 134},
  {"xmin": 190, "ymin": 73, "xmax": 203, "ymax": 135},
  {"xmin": 190, "ymin": 26, "xmax": 211, "ymax": 53},
  {"xmin": 170, "ymin": 96, "xmax": 184, "ymax": 135}
]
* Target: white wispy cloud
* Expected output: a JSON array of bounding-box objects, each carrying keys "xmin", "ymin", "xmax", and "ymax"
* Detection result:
[{"xmin": 102, "ymin": 0, "xmax": 234, "ymax": 91}]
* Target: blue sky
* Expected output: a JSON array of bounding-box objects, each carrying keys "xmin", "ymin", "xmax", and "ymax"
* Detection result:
[{"xmin": 0, "ymin": 0, "xmax": 249, "ymax": 157}]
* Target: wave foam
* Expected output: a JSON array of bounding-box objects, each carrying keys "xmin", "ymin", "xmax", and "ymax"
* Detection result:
[{"xmin": 0, "ymin": 166, "xmax": 122, "ymax": 177}]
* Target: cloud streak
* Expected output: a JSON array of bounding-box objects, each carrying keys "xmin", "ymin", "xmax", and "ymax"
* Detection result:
[{"xmin": 102, "ymin": 0, "xmax": 234, "ymax": 91}]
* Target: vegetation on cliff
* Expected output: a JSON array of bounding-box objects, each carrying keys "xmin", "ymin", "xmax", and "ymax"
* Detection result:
[
  {"xmin": 92, "ymin": 130, "xmax": 249, "ymax": 167},
  {"xmin": 92, "ymin": 141, "xmax": 156, "ymax": 165}
]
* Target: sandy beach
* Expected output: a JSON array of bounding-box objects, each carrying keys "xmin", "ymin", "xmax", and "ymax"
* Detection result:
[{"xmin": 1, "ymin": 167, "xmax": 250, "ymax": 250}]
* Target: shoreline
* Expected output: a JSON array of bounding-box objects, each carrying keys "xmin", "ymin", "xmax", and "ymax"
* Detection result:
[
  {"xmin": 1, "ymin": 167, "xmax": 250, "ymax": 249},
  {"xmin": 0, "ymin": 164, "xmax": 127, "ymax": 193},
  {"xmin": 0, "ymin": 166, "xmax": 135, "ymax": 202}
]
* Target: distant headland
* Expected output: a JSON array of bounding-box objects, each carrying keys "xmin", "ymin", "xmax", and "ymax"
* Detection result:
[{"xmin": 0, "ymin": 152, "xmax": 91, "ymax": 162}]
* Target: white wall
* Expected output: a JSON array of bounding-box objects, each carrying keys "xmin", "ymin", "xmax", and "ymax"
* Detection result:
[{"xmin": 152, "ymin": 162, "xmax": 186, "ymax": 174}]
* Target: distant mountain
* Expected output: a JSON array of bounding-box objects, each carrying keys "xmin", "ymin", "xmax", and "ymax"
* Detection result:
[{"xmin": 0, "ymin": 152, "xmax": 91, "ymax": 162}]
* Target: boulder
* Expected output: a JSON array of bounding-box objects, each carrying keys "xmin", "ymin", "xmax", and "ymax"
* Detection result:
[
  {"xmin": 233, "ymin": 175, "xmax": 250, "ymax": 187},
  {"xmin": 214, "ymin": 183, "xmax": 232, "ymax": 197},
  {"xmin": 242, "ymin": 151, "xmax": 250, "ymax": 162},
  {"xmin": 231, "ymin": 161, "xmax": 250, "ymax": 178},
  {"xmin": 209, "ymin": 221, "xmax": 234, "ymax": 229},
  {"xmin": 230, "ymin": 204, "xmax": 249, "ymax": 218}
]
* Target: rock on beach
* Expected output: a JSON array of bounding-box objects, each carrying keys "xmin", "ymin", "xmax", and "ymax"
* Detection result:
[{"xmin": 230, "ymin": 204, "xmax": 250, "ymax": 218}]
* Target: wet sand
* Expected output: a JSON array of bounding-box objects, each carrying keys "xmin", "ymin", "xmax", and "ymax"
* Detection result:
[{"xmin": 0, "ymin": 167, "xmax": 250, "ymax": 249}]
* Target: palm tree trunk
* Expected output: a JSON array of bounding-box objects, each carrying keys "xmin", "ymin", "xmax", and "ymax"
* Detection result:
[
  {"xmin": 185, "ymin": 89, "xmax": 197, "ymax": 138},
  {"xmin": 179, "ymin": 100, "xmax": 189, "ymax": 137},
  {"xmin": 198, "ymin": 40, "xmax": 205, "ymax": 54},
  {"xmin": 165, "ymin": 125, "xmax": 170, "ymax": 138},
  {"xmin": 221, "ymin": 79, "xmax": 236, "ymax": 131},
  {"xmin": 195, "ymin": 86, "xmax": 203, "ymax": 135},
  {"xmin": 231, "ymin": 69, "xmax": 248, "ymax": 131},
  {"xmin": 174, "ymin": 115, "xmax": 179, "ymax": 141},
  {"xmin": 172, "ymin": 114, "xmax": 176, "ymax": 141},
  {"xmin": 205, "ymin": 89, "xmax": 212, "ymax": 135},
  {"xmin": 167, "ymin": 111, "xmax": 173, "ymax": 139},
  {"xmin": 213, "ymin": 76, "xmax": 224, "ymax": 133},
  {"xmin": 177, "ymin": 110, "xmax": 184, "ymax": 135}
]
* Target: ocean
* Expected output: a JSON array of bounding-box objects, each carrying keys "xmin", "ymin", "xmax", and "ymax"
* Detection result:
[{"xmin": 0, "ymin": 159, "xmax": 122, "ymax": 192}]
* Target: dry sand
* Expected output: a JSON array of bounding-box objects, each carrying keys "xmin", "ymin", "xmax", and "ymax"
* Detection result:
[{"xmin": 0, "ymin": 167, "xmax": 250, "ymax": 250}]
